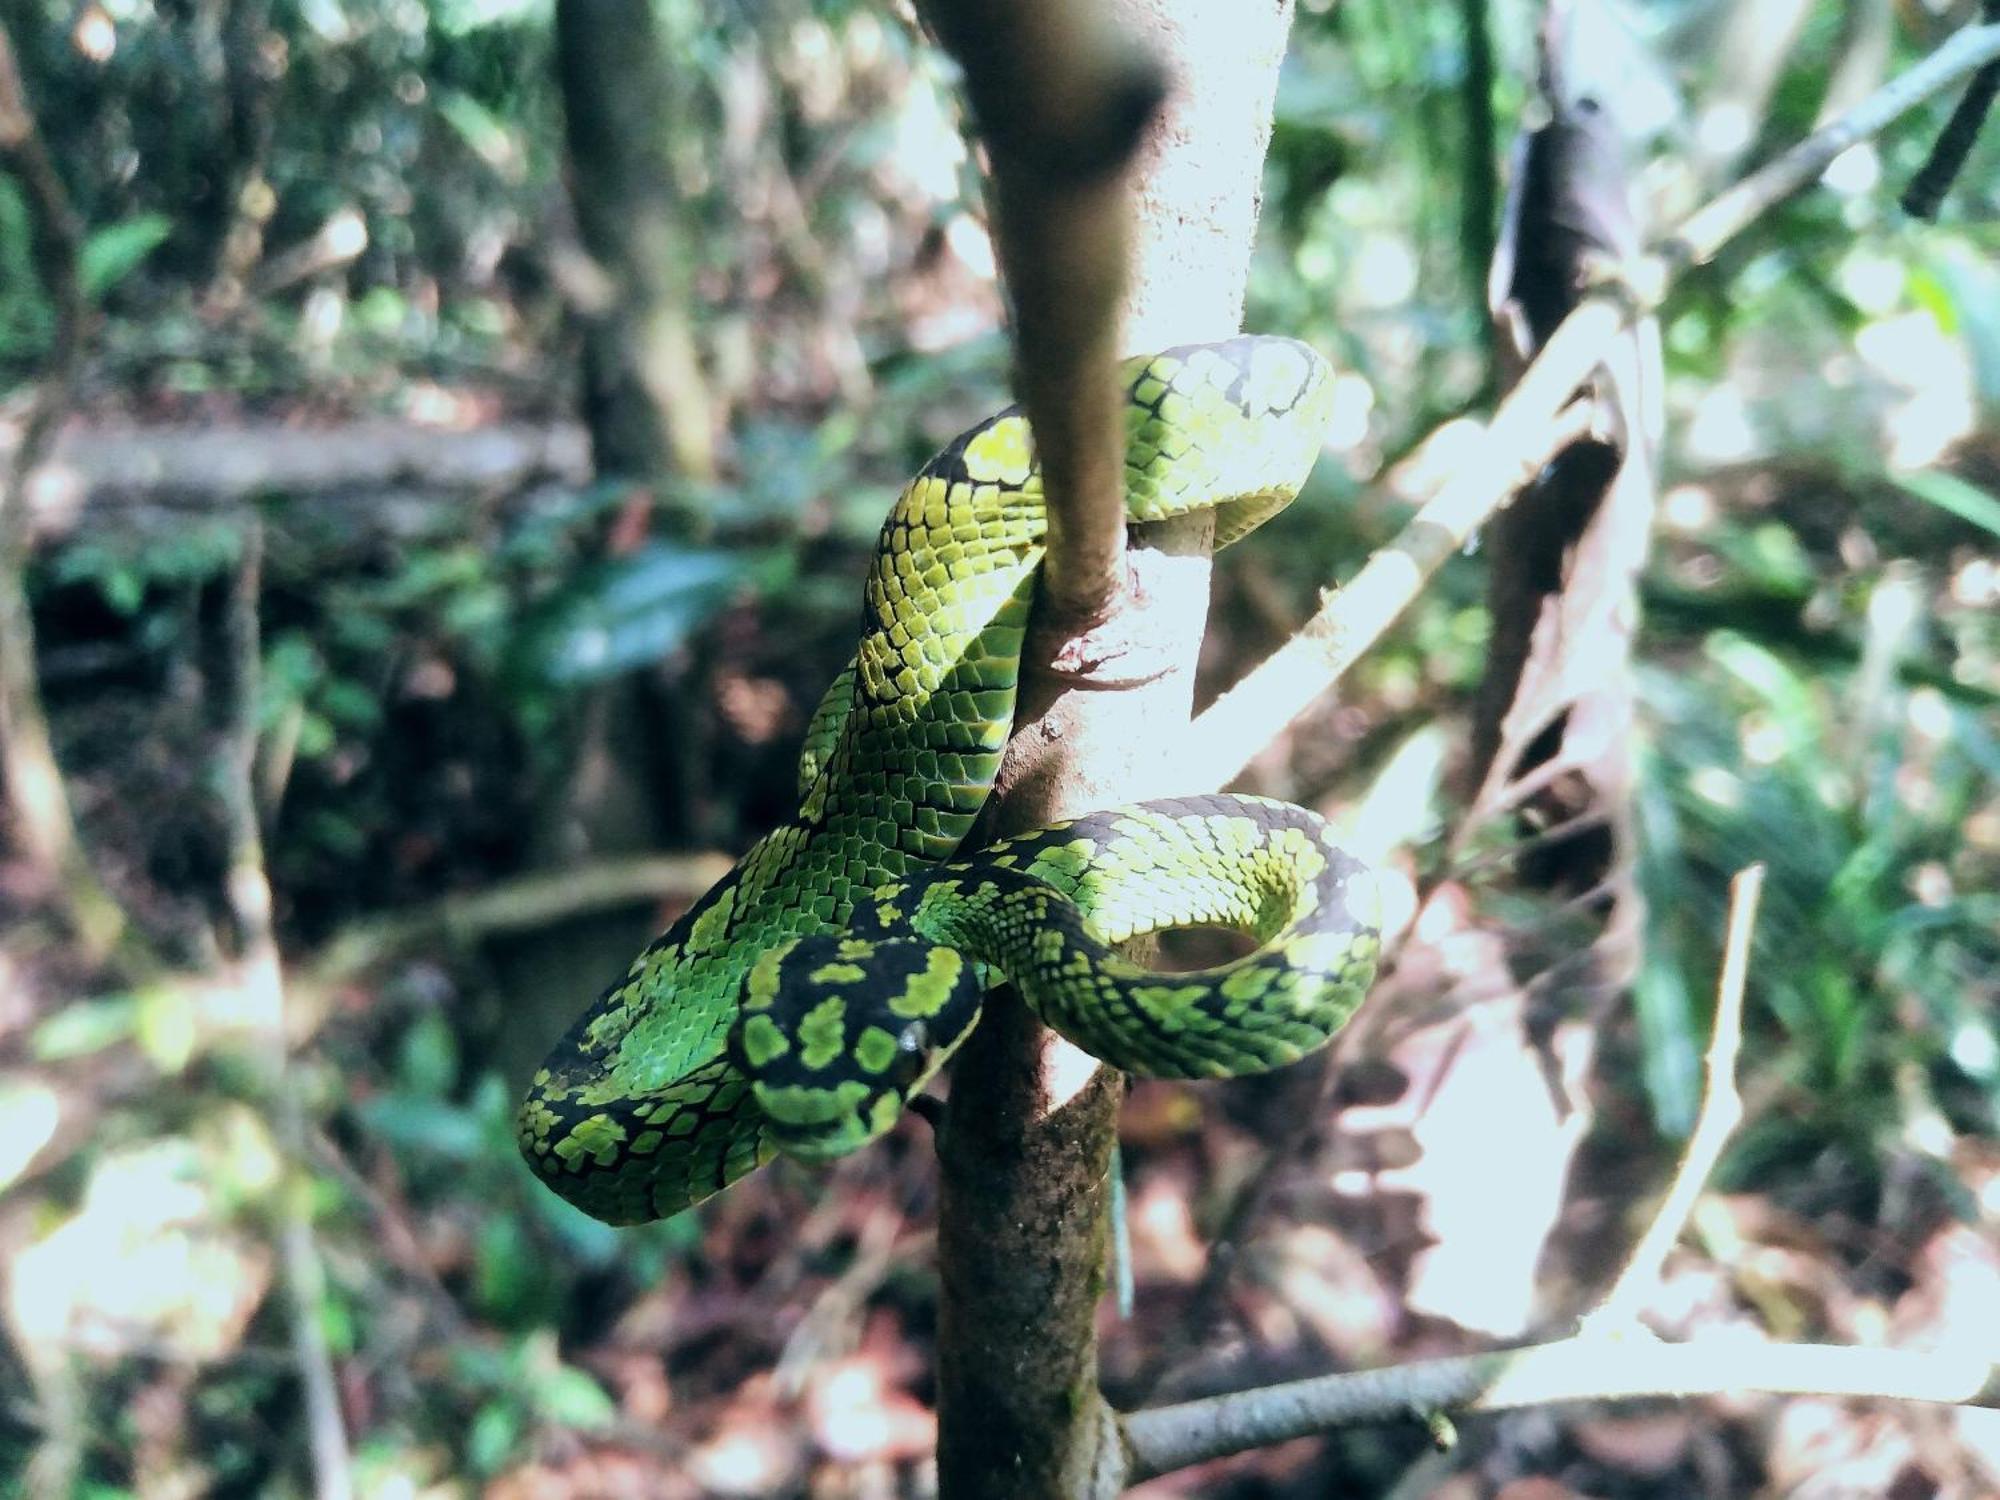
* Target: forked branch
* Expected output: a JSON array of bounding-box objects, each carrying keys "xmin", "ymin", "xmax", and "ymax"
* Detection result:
[
  {"xmin": 915, "ymin": 3, "xmax": 1173, "ymax": 1495},
  {"xmin": 1185, "ymin": 19, "xmax": 2000, "ymax": 789},
  {"xmin": 1580, "ymin": 864, "xmax": 1762, "ymax": 1336},
  {"xmin": 1111, "ymin": 20, "xmax": 2000, "ymax": 1489},
  {"xmin": 916, "ymin": 3, "xmax": 1299, "ymax": 1495},
  {"xmin": 1112, "ymin": 864, "xmax": 1997, "ymax": 1485}
]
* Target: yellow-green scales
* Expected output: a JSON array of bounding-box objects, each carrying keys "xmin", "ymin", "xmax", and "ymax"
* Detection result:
[{"xmin": 519, "ymin": 336, "xmax": 1384, "ymax": 1224}]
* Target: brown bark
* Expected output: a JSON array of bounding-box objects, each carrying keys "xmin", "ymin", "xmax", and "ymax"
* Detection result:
[
  {"xmin": 920, "ymin": 1, "xmax": 1299, "ymax": 1494},
  {"xmin": 517, "ymin": 1, "xmax": 728, "ymax": 1072},
  {"xmin": 1464, "ymin": 0, "xmax": 1661, "ymax": 929},
  {"xmin": 203, "ymin": 0, "xmax": 280, "ymax": 307},
  {"xmin": 0, "ymin": 23, "xmax": 132, "ymax": 964},
  {"xmin": 554, "ymin": 0, "xmax": 716, "ymax": 482}
]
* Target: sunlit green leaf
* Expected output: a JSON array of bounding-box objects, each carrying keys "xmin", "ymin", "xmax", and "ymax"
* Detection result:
[
  {"xmin": 80, "ymin": 214, "xmax": 173, "ymax": 301},
  {"xmin": 357, "ymin": 1096, "xmax": 488, "ymax": 1159},
  {"xmin": 511, "ymin": 542, "xmax": 767, "ymax": 685},
  {"xmin": 1891, "ymin": 470, "xmax": 2000, "ymax": 542},
  {"xmin": 466, "ymin": 1401, "xmax": 520, "ymax": 1475},
  {"xmin": 529, "ymin": 1364, "xmax": 616, "ymax": 1429},
  {"xmin": 398, "ymin": 1012, "xmax": 461, "ymax": 1096},
  {"xmin": 32, "ymin": 995, "xmax": 139, "ymax": 1061}
]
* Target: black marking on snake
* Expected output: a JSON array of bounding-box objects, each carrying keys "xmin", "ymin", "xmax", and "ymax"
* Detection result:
[{"xmin": 517, "ymin": 337, "xmax": 1372, "ymax": 1226}]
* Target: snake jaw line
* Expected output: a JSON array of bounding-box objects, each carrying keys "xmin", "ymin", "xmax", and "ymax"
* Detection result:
[{"xmin": 733, "ymin": 933, "xmax": 986, "ymax": 1161}]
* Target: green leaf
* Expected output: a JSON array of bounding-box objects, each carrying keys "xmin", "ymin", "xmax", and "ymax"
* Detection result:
[
  {"xmin": 1921, "ymin": 245, "xmax": 2000, "ymax": 403},
  {"xmin": 32, "ymin": 995, "xmax": 139, "ymax": 1060},
  {"xmin": 397, "ymin": 1011, "xmax": 460, "ymax": 1096},
  {"xmin": 466, "ymin": 1401, "xmax": 520, "ymax": 1475},
  {"xmin": 512, "ymin": 542, "xmax": 761, "ymax": 686},
  {"xmin": 530, "ymin": 1364, "xmax": 616, "ymax": 1429},
  {"xmin": 356, "ymin": 1095, "xmax": 488, "ymax": 1159},
  {"xmin": 1632, "ymin": 769, "xmax": 1702, "ymax": 1136},
  {"xmin": 473, "ymin": 1215, "xmax": 540, "ymax": 1320},
  {"xmin": 320, "ymin": 1287, "xmax": 358, "ymax": 1357},
  {"xmin": 435, "ymin": 89, "xmax": 523, "ymax": 177},
  {"xmin": 319, "ymin": 676, "xmax": 385, "ymax": 730},
  {"xmin": 136, "ymin": 986, "xmax": 199, "ymax": 1074},
  {"xmin": 80, "ymin": 215, "xmax": 173, "ymax": 301},
  {"xmin": 1890, "ymin": 470, "xmax": 2000, "ymax": 542}
]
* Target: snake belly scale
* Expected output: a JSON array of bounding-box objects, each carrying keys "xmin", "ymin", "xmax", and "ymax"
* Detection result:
[{"xmin": 518, "ymin": 335, "xmax": 1383, "ymax": 1225}]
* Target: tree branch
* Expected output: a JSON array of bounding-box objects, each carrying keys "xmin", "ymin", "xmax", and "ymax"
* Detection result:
[
  {"xmin": 306, "ymin": 851, "xmax": 734, "ymax": 987},
  {"xmin": 12, "ymin": 420, "xmax": 589, "ymax": 547},
  {"xmin": 1455, "ymin": 0, "xmax": 1499, "ymax": 352},
  {"xmin": 1668, "ymin": 20, "xmax": 2000, "ymax": 263},
  {"xmin": 216, "ymin": 523, "xmax": 353, "ymax": 1500},
  {"xmin": 0, "ymin": 21, "xmax": 134, "ymax": 965},
  {"xmin": 1899, "ymin": 0, "xmax": 2000, "ymax": 219},
  {"xmin": 918, "ymin": 2, "xmax": 1163, "ymax": 1490},
  {"xmin": 1184, "ymin": 19, "xmax": 2000, "ymax": 789},
  {"xmin": 1116, "ymin": 860, "xmax": 1767, "ymax": 1481},
  {"xmin": 918, "ymin": 2, "xmax": 1299, "ymax": 1494},
  {"xmin": 1185, "ymin": 298, "xmax": 1626, "ymax": 787},
  {"xmin": 1121, "ymin": 1339, "xmax": 2000, "ymax": 1481},
  {"xmin": 1581, "ymin": 863, "xmax": 1762, "ymax": 1337},
  {"xmin": 554, "ymin": 0, "xmax": 718, "ymax": 481},
  {"xmin": 1104, "ymin": 26, "xmax": 2000, "ymax": 1486}
]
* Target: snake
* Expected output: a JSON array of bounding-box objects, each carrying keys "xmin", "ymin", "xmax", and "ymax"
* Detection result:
[{"xmin": 518, "ymin": 335, "xmax": 1383, "ymax": 1225}]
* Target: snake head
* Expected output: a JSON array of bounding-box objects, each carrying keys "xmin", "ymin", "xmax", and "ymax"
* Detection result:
[{"xmin": 731, "ymin": 932, "xmax": 985, "ymax": 1162}]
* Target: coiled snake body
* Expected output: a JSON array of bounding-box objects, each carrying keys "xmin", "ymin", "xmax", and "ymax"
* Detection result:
[{"xmin": 519, "ymin": 336, "xmax": 1383, "ymax": 1224}]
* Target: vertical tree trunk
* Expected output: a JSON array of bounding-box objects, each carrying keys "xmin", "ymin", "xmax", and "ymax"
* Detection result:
[
  {"xmin": 931, "ymin": 4, "xmax": 1299, "ymax": 1494},
  {"xmin": 0, "ymin": 25, "xmax": 131, "ymax": 965},
  {"xmin": 554, "ymin": 0, "xmax": 716, "ymax": 483},
  {"xmin": 501, "ymin": 1, "xmax": 722, "ymax": 1083}
]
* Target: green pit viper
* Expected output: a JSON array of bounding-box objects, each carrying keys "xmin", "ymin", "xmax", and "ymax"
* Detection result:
[{"xmin": 519, "ymin": 335, "xmax": 1383, "ymax": 1224}]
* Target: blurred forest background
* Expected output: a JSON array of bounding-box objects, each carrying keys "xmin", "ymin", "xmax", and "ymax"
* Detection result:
[{"xmin": 2, "ymin": 0, "xmax": 1998, "ymax": 1496}]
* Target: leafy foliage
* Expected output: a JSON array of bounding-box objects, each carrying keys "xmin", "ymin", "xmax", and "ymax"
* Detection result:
[{"xmin": 4, "ymin": 0, "xmax": 1998, "ymax": 1495}]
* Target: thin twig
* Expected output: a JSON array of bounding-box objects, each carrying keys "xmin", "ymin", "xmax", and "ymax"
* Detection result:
[
  {"xmin": 0, "ymin": 22, "xmax": 132, "ymax": 964},
  {"xmin": 1899, "ymin": 0, "xmax": 2000, "ymax": 219},
  {"xmin": 306, "ymin": 851, "xmax": 735, "ymax": 985},
  {"xmin": 773, "ymin": 1207, "xmax": 921, "ymax": 1395},
  {"xmin": 1118, "ymin": 1043, "xmax": 1342, "ymax": 1406},
  {"xmin": 1184, "ymin": 299, "xmax": 1626, "ymax": 786},
  {"xmin": 1119, "ymin": 1336, "xmax": 2000, "ymax": 1482},
  {"xmin": 1184, "ymin": 20, "xmax": 2000, "ymax": 789},
  {"xmin": 1582, "ymin": 863, "xmax": 1763, "ymax": 1336},
  {"xmin": 218, "ymin": 522, "xmax": 354, "ymax": 1500},
  {"xmin": 303, "ymin": 1128, "xmax": 474, "ymax": 1341},
  {"xmin": 276, "ymin": 1201, "xmax": 352, "ymax": 1500},
  {"xmin": 1455, "ymin": 0, "xmax": 1500, "ymax": 341},
  {"xmin": 1448, "ymin": 808, "xmax": 1615, "ymax": 887},
  {"xmin": 1667, "ymin": 20, "xmax": 2000, "ymax": 262}
]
